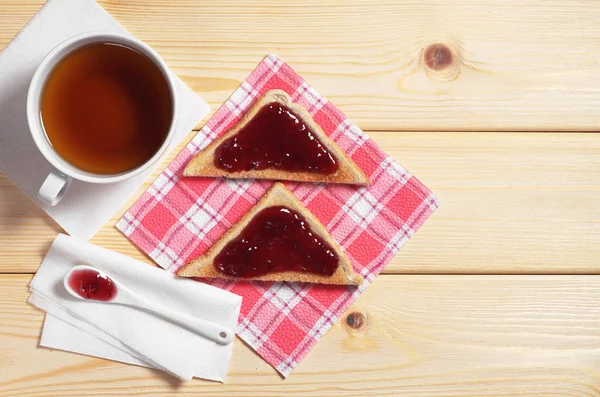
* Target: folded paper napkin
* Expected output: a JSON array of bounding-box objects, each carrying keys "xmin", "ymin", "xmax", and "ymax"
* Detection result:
[
  {"xmin": 29, "ymin": 233, "xmax": 242, "ymax": 381},
  {"xmin": 0, "ymin": 0, "xmax": 209, "ymax": 239},
  {"xmin": 117, "ymin": 53, "xmax": 439, "ymax": 377}
]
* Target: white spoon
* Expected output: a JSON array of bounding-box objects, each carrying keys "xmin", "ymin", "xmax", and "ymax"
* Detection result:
[{"xmin": 63, "ymin": 264, "xmax": 234, "ymax": 345}]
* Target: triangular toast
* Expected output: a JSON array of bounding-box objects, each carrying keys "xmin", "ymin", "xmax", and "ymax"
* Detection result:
[
  {"xmin": 183, "ymin": 89, "xmax": 369, "ymax": 185},
  {"xmin": 177, "ymin": 183, "xmax": 363, "ymax": 286}
]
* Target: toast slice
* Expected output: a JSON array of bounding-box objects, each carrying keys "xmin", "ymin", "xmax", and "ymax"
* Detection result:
[
  {"xmin": 178, "ymin": 183, "xmax": 363, "ymax": 286},
  {"xmin": 183, "ymin": 89, "xmax": 369, "ymax": 185}
]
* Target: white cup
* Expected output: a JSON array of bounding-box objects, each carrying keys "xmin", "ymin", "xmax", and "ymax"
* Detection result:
[{"xmin": 27, "ymin": 32, "xmax": 177, "ymax": 206}]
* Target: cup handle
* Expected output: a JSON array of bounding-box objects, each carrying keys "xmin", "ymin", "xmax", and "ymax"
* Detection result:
[{"xmin": 39, "ymin": 170, "xmax": 72, "ymax": 206}]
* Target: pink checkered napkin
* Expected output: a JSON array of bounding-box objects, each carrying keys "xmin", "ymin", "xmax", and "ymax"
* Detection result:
[{"xmin": 117, "ymin": 53, "xmax": 438, "ymax": 377}]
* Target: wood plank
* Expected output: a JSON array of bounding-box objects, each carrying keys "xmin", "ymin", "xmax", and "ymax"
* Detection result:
[
  {"xmin": 2, "ymin": 274, "xmax": 600, "ymax": 396},
  {"xmin": 0, "ymin": 1, "xmax": 44, "ymax": 45},
  {"xmin": 2, "ymin": 0, "xmax": 600, "ymax": 131},
  {"xmin": 2, "ymin": 132, "xmax": 599, "ymax": 275}
]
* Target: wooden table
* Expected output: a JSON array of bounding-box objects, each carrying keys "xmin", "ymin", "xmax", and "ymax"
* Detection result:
[{"xmin": 2, "ymin": 1, "xmax": 600, "ymax": 396}]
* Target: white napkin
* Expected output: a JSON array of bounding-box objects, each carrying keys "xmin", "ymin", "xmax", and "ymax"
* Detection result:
[
  {"xmin": 29, "ymin": 234, "xmax": 242, "ymax": 381},
  {"xmin": 0, "ymin": 0, "xmax": 210, "ymax": 240}
]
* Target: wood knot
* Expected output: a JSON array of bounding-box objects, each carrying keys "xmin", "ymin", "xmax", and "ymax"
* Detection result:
[
  {"xmin": 424, "ymin": 43, "xmax": 453, "ymax": 71},
  {"xmin": 345, "ymin": 311, "xmax": 367, "ymax": 333},
  {"xmin": 419, "ymin": 39, "xmax": 463, "ymax": 82}
]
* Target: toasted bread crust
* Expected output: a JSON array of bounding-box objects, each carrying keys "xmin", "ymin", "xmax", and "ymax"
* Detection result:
[
  {"xmin": 183, "ymin": 90, "xmax": 369, "ymax": 185},
  {"xmin": 177, "ymin": 183, "xmax": 363, "ymax": 286}
]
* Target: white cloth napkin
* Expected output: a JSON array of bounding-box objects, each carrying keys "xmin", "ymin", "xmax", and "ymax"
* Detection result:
[
  {"xmin": 29, "ymin": 234, "xmax": 242, "ymax": 381},
  {"xmin": 0, "ymin": 0, "xmax": 210, "ymax": 240}
]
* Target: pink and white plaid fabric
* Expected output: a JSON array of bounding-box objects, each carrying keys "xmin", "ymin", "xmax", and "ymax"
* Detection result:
[{"xmin": 117, "ymin": 53, "xmax": 438, "ymax": 377}]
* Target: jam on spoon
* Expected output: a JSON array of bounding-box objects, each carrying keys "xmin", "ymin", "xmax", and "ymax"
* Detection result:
[
  {"xmin": 63, "ymin": 265, "xmax": 234, "ymax": 344},
  {"xmin": 67, "ymin": 268, "xmax": 117, "ymax": 301},
  {"xmin": 214, "ymin": 205, "xmax": 340, "ymax": 278},
  {"xmin": 214, "ymin": 102, "xmax": 338, "ymax": 174}
]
